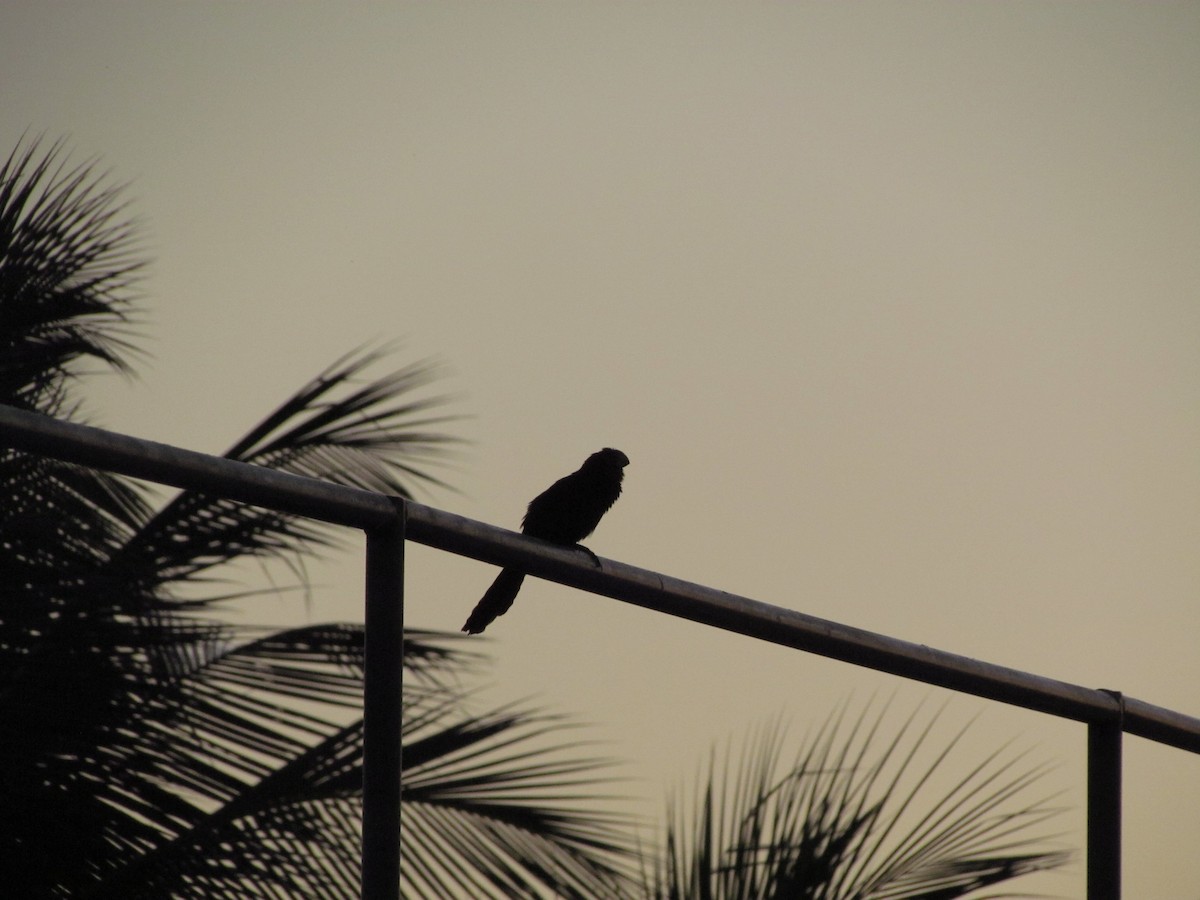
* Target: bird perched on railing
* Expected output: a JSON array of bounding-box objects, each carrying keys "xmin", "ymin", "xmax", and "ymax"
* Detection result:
[{"xmin": 462, "ymin": 448, "xmax": 629, "ymax": 634}]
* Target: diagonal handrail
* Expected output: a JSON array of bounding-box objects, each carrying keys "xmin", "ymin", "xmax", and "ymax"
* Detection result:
[{"xmin": 4, "ymin": 402, "xmax": 1196, "ymax": 899}]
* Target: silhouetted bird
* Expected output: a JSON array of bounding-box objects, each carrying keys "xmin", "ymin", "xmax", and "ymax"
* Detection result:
[{"xmin": 462, "ymin": 448, "xmax": 629, "ymax": 634}]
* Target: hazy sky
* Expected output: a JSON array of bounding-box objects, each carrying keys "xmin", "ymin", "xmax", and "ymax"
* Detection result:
[{"xmin": 4, "ymin": 3, "xmax": 1199, "ymax": 895}]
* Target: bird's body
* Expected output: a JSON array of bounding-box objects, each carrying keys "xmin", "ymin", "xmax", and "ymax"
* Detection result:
[{"xmin": 462, "ymin": 448, "xmax": 629, "ymax": 634}]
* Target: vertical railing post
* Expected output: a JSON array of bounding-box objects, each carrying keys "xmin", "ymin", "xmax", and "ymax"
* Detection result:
[
  {"xmin": 362, "ymin": 504, "xmax": 406, "ymax": 900},
  {"xmin": 1088, "ymin": 691, "xmax": 1123, "ymax": 900}
]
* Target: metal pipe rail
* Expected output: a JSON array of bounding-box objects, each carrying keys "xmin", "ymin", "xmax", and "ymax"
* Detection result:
[{"xmin": 4, "ymin": 403, "xmax": 1198, "ymax": 899}]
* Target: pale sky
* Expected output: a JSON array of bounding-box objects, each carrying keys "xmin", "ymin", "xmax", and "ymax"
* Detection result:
[{"xmin": 3, "ymin": 3, "xmax": 1199, "ymax": 896}]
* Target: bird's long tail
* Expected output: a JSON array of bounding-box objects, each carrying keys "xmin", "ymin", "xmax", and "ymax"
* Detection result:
[{"xmin": 462, "ymin": 568, "xmax": 526, "ymax": 634}]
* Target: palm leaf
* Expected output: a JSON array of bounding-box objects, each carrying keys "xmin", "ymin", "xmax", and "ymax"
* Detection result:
[
  {"xmin": 82, "ymin": 637, "xmax": 636, "ymax": 900},
  {"xmin": 648, "ymin": 702, "xmax": 1071, "ymax": 900},
  {"xmin": 0, "ymin": 134, "xmax": 143, "ymax": 410},
  {"xmin": 44, "ymin": 624, "xmax": 471, "ymax": 896},
  {"xmin": 399, "ymin": 699, "xmax": 637, "ymax": 899},
  {"xmin": 113, "ymin": 344, "xmax": 461, "ymax": 592}
]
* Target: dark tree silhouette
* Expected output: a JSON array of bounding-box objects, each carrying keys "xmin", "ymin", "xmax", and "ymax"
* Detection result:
[{"xmin": 0, "ymin": 137, "xmax": 635, "ymax": 899}]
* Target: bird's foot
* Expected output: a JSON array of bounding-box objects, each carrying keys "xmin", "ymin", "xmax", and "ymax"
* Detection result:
[{"xmin": 574, "ymin": 543, "xmax": 602, "ymax": 568}]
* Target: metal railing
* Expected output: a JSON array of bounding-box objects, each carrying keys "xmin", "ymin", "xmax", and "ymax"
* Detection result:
[{"xmin": 3, "ymin": 403, "xmax": 1198, "ymax": 900}]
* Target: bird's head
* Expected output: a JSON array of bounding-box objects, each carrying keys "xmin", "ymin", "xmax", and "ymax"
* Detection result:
[{"xmin": 590, "ymin": 448, "xmax": 629, "ymax": 469}]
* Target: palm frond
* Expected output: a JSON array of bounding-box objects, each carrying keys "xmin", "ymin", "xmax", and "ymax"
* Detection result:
[
  {"xmin": 400, "ymin": 696, "xmax": 638, "ymax": 899},
  {"xmin": 14, "ymin": 624, "xmax": 474, "ymax": 897},
  {"xmin": 81, "ymin": 639, "xmax": 636, "ymax": 900},
  {"xmin": 86, "ymin": 722, "xmax": 369, "ymax": 900},
  {"xmin": 0, "ymin": 133, "xmax": 153, "ymax": 673},
  {"xmin": 648, "ymin": 702, "xmax": 1071, "ymax": 900},
  {"xmin": 98, "ymin": 624, "xmax": 471, "ymax": 822},
  {"xmin": 225, "ymin": 343, "xmax": 461, "ymax": 496},
  {"xmin": 112, "ymin": 344, "xmax": 462, "ymax": 594},
  {"xmin": 0, "ymin": 134, "xmax": 144, "ymax": 411}
]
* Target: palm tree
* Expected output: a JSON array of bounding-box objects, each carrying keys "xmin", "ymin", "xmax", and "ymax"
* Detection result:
[
  {"xmin": 645, "ymin": 702, "xmax": 1072, "ymax": 899},
  {"xmin": 0, "ymin": 137, "xmax": 636, "ymax": 898}
]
